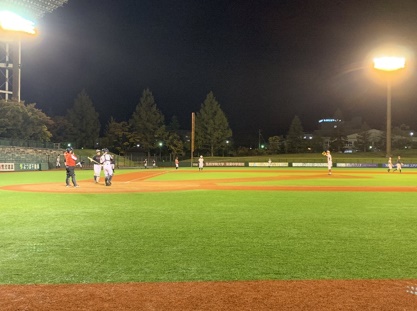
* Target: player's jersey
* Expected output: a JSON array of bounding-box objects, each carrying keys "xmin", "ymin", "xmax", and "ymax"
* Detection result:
[
  {"xmin": 65, "ymin": 152, "xmax": 77, "ymax": 166},
  {"xmin": 93, "ymin": 154, "xmax": 101, "ymax": 163},
  {"xmin": 100, "ymin": 154, "xmax": 113, "ymax": 165}
]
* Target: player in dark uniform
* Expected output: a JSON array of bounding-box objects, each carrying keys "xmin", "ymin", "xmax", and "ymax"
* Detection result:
[
  {"xmin": 393, "ymin": 156, "xmax": 403, "ymax": 173},
  {"xmin": 92, "ymin": 149, "xmax": 102, "ymax": 183}
]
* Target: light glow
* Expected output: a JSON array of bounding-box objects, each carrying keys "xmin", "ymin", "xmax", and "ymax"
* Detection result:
[
  {"xmin": 373, "ymin": 56, "xmax": 405, "ymax": 71},
  {"xmin": 0, "ymin": 11, "xmax": 36, "ymax": 35}
]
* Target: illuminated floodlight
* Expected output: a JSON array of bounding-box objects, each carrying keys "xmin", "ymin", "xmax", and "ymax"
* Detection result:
[
  {"xmin": 373, "ymin": 56, "xmax": 405, "ymax": 71},
  {"xmin": 0, "ymin": 11, "xmax": 36, "ymax": 35},
  {"xmin": 372, "ymin": 55, "xmax": 407, "ymax": 157}
]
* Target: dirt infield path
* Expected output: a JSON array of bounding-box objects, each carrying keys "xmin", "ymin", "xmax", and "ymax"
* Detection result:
[
  {"xmin": 3, "ymin": 169, "xmax": 417, "ymax": 193},
  {"xmin": 2, "ymin": 169, "xmax": 417, "ymax": 310},
  {"xmin": 2, "ymin": 280, "xmax": 417, "ymax": 310}
]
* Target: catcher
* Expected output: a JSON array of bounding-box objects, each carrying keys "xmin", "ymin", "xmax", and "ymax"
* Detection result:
[{"xmin": 100, "ymin": 148, "xmax": 114, "ymax": 186}]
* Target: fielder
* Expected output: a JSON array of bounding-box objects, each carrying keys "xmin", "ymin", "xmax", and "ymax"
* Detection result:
[
  {"xmin": 198, "ymin": 155, "xmax": 204, "ymax": 171},
  {"xmin": 393, "ymin": 155, "xmax": 403, "ymax": 173},
  {"xmin": 100, "ymin": 148, "xmax": 114, "ymax": 186},
  {"xmin": 175, "ymin": 157, "xmax": 179, "ymax": 170}
]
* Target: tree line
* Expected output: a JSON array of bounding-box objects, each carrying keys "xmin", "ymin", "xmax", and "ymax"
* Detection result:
[
  {"xmin": 2, "ymin": 89, "xmax": 413, "ymax": 157},
  {"xmin": 0, "ymin": 89, "xmax": 233, "ymax": 158}
]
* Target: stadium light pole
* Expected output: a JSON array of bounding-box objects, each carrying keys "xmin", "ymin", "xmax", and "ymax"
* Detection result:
[
  {"xmin": 0, "ymin": 11, "xmax": 37, "ymax": 102},
  {"xmin": 373, "ymin": 56, "xmax": 405, "ymax": 157}
]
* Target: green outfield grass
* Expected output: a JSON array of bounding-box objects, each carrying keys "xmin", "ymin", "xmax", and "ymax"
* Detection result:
[{"xmin": 1, "ymin": 168, "xmax": 417, "ymax": 285}]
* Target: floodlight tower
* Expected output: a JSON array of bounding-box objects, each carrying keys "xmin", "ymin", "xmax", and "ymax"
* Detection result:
[
  {"xmin": 0, "ymin": 0, "xmax": 68, "ymax": 102},
  {"xmin": 373, "ymin": 56, "xmax": 406, "ymax": 157}
]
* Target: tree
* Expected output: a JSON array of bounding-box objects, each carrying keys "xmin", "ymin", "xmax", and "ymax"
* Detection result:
[
  {"xmin": 166, "ymin": 116, "xmax": 184, "ymax": 158},
  {"xmin": 129, "ymin": 89, "xmax": 166, "ymax": 158},
  {"xmin": 268, "ymin": 135, "xmax": 281, "ymax": 154},
  {"xmin": 66, "ymin": 90, "xmax": 100, "ymax": 148},
  {"xmin": 0, "ymin": 100, "xmax": 53, "ymax": 141},
  {"xmin": 195, "ymin": 92, "xmax": 232, "ymax": 156},
  {"xmin": 49, "ymin": 116, "xmax": 74, "ymax": 143},
  {"xmin": 166, "ymin": 132, "xmax": 184, "ymax": 158},
  {"xmin": 166, "ymin": 115, "xmax": 181, "ymax": 132},
  {"xmin": 24, "ymin": 104, "xmax": 54, "ymax": 141},
  {"xmin": 102, "ymin": 117, "xmax": 134, "ymax": 155},
  {"xmin": 286, "ymin": 116, "xmax": 305, "ymax": 153}
]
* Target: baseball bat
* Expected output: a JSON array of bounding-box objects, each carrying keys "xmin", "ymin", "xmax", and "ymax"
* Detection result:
[{"xmin": 88, "ymin": 157, "xmax": 101, "ymax": 165}]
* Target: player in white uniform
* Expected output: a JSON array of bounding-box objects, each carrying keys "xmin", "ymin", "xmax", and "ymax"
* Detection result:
[
  {"xmin": 100, "ymin": 148, "xmax": 114, "ymax": 186},
  {"xmin": 325, "ymin": 150, "xmax": 332, "ymax": 175},
  {"xmin": 387, "ymin": 157, "xmax": 392, "ymax": 173},
  {"xmin": 198, "ymin": 155, "xmax": 204, "ymax": 171}
]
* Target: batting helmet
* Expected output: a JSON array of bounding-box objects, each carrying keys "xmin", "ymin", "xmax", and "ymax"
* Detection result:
[
  {"xmin": 66, "ymin": 147, "xmax": 73, "ymax": 152},
  {"xmin": 102, "ymin": 148, "xmax": 109, "ymax": 153}
]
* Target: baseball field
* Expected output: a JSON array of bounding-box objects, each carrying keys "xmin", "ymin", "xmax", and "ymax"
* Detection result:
[{"xmin": 1, "ymin": 167, "xmax": 417, "ymax": 310}]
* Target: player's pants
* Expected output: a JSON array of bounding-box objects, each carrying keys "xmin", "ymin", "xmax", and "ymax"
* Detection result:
[
  {"xmin": 103, "ymin": 164, "xmax": 113, "ymax": 186},
  {"xmin": 66, "ymin": 166, "xmax": 77, "ymax": 186},
  {"xmin": 94, "ymin": 164, "xmax": 102, "ymax": 181}
]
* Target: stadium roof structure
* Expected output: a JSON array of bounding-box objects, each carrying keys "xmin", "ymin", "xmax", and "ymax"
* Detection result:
[{"xmin": 0, "ymin": 0, "xmax": 68, "ymax": 20}]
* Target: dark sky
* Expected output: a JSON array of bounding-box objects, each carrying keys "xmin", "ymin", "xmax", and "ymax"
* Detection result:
[{"xmin": 20, "ymin": 0, "xmax": 417, "ymax": 146}]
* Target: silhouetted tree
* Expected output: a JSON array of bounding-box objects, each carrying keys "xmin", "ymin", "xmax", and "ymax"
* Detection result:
[
  {"xmin": 268, "ymin": 135, "xmax": 281, "ymax": 154},
  {"xmin": 286, "ymin": 116, "xmax": 305, "ymax": 153},
  {"xmin": 49, "ymin": 116, "xmax": 73, "ymax": 143},
  {"xmin": 129, "ymin": 89, "xmax": 166, "ymax": 158},
  {"xmin": 102, "ymin": 117, "xmax": 134, "ymax": 154},
  {"xmin": 66, "ymin": 90, "xmax": 100, "ymax": 148},
  {"xmin": 166, "ymin": 116, "xmax": 184, "ymax": 158},
  {"xmin": 195, "ymin": 92, "xmax": 232, "ymax": 156},
  {"xmin": 0, "ymin": 100, "xmax": 53, "ymax": 141}
]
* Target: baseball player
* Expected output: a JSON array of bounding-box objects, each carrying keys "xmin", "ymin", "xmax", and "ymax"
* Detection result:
[
  {"xmin": 64, "ymin": 147, "xmax": 79, "ymax": 187},
  {"xmin": 92, "ymin": 149, "xmax": 103, "ymax": 183},
  {"xmin": 56, "ymin": 154, "xmax": 61, "ymax": 168},
  {"xmin": 175, "ymin": 157, "xmax": 179, "ymax": 169},
  {"xmin": 393, "ymin": 156, "xmax": 403, "ymax": 173},
  {"xmin": 198, "ymin": 155, "xmax": 204, "ymax": 171},
  {"xmin": 322, "ymin": 150, "xmax": 332, "ymax": 175},
  {"xmin": 100, "ymin": 148, "xmax": 114, "ymax": 186},
  {"xmin": 387, "ymin": 157, "xmax": 392, "ymax": 172}
]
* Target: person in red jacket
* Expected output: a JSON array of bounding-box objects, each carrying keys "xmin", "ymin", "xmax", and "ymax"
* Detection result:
[{"xmin": 64, "ymin": 147, "xmax": 79, "ymax": 187}]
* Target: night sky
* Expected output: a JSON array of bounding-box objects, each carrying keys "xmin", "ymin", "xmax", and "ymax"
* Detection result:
[{"xmin": 19, "ymin": 0, "xmax": 417, "ymax": 146}]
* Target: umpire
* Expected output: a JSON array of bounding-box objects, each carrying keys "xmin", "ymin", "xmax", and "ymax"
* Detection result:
[{"xmin": 64, "ymin": 147, "xmax": 79, "ymax": 187}]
